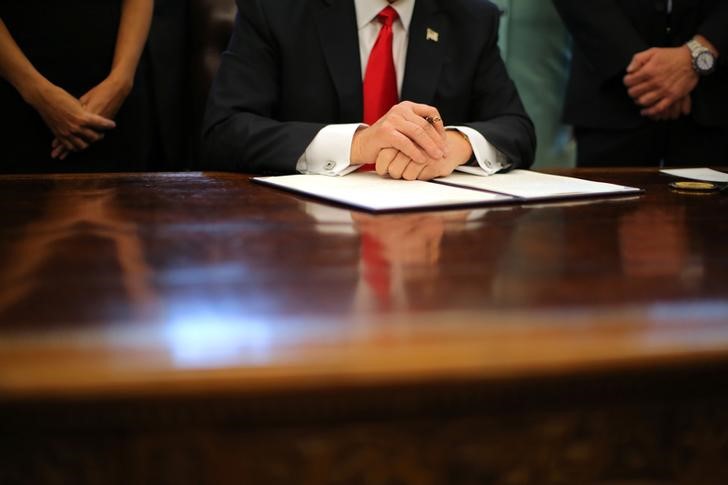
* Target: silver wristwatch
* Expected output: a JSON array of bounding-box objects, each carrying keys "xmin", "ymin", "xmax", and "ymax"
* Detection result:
[{"xmin": 686, "ymin": 38, "xmax": 717, "ymax": 76}]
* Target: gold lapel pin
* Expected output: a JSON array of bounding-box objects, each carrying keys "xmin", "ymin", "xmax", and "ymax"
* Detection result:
[{"xmin": 426, "ymin": 28, "xmax": 439, "ymax": 43}]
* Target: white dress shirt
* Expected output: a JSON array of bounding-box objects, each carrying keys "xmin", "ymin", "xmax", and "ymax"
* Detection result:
[{"xmin": 296, "ymin": 0, "xmax": 507, "ymax": 176}]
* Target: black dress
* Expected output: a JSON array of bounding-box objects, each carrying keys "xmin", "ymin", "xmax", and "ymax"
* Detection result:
[{"xmin": 0, "ymin": 0, "xmax": 152, "ymax": 173}]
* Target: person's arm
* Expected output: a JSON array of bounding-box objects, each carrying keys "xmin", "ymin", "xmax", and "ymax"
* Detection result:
[
  {"xmin": 372, "ymin": 3, "xmax": 534, "ymax": 181},
  {"xmin": 202, "ymin": 0, "xmax": 326, "ymax": 173},
  {"xmin": 110, "ymin": 0, "xmax": 154, "ymax": 92},
  {"xmin": 52, "ymin": 0, "xmax": 154, "ymax": 159},
  {"xmin": 203, "ymin": 0, "xmax": 444, "ymax": 174},
  {"xmin": 0, "ymin": 18, "xmax": 116, "ymax": 154}
]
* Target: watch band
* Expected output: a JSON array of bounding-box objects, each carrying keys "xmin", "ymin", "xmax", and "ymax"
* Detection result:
[
  {"xmin": 686, "ymin": 39, "xmax": 706, "ymax": 55},
  {"xmin": 686, "ymin": 38, "xmax": 716, "ymax": 76}
]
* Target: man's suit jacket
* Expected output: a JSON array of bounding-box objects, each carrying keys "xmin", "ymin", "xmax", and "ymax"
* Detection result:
[
  {"xmin": 553, "ymin": 0, "xmax": 728, "ymax": 130},
  {"xmin": 202, "ymin": 0, "xmax": 535, "ymax": 174}
]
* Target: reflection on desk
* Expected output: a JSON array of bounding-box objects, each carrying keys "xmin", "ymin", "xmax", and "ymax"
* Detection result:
[{"xmin": 0, "ymin": 169, "xmax": 727, "ymax": 484}]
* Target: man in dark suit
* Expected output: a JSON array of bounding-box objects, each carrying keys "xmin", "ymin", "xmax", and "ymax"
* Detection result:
[
  {"xmin": 202, "ymin": 0, "xmax": 535, "ymax": 180},
  {"xmin": 553, "ymin": 0, "xmax": 728, "ymax": 166}
]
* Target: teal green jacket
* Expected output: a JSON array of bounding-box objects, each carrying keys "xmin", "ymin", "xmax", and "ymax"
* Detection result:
[{"xmin": 491, "ymin": 0, "xmax": 574, "ymax": 168}]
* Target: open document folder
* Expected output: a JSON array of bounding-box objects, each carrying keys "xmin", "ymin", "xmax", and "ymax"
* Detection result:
[{"xmin": 253, "ymin": 170, "xmax": 642, "ymax": 212}]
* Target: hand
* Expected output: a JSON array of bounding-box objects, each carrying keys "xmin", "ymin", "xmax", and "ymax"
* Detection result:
[
  {"xmin": 80, "ymin": 75, "xmax": 132, "ymax": 119},
  {"xmin": 28, "ymin": 83, "xmax": 116, "ymax": 157},
  {"xmin": 649, "ymin": 95, "xmax": 692, "ymax": 122},
  {"xmin": 624, "ymin": 46, "xmax": 698, "ymax": 118},
  {"xmin": 375, "ymin": 130, "xmax": 473, "ymax": 180},
  {"xmin": 353, "ymin": 213, "xmax": 446, "ymax": 265},
  {"xmin": 350, "ymin": 101, "xmax": 448, "ymax": 166},
  {"xmin": 352, "ymin": 210, "xmax": 471, "ymax": 265},
  {"xmin": 51, "ymin": 76, "xmax": 131, "ymax": 159}
]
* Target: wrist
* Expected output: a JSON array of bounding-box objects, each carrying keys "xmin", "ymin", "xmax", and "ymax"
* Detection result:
[
  {"xmin": 686, "ymin": 36, "xmax": 718, "ymax": 76},
  {"xmin": 20, "ymin": 75, "xmax": 54, "ymax": 108},
  {"xmin": 106, "ymin": 69, "xmax": 134, "ymax": 96},
  {"xmin": 350, "ymin": 127, "xmax": 366, "ymax": 165},
  {"xmin": 693, "ymin": 35, "xmax": 719, "ymax": 58},
  {"xmin": 446, "ymin": 130, "xmax": 473, "ymax": 166}
]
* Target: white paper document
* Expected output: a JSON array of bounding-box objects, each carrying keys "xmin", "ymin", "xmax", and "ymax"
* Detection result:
[
  {"xmin": 254, "ymin": 170, "xmax": 642, "ymax": 212},
  {"xmin": 435, "ymin": 169, "xmax": 641, "ymax": 200},
  {"xmin": 255, "ymin": 172, "xmax": 511, "ymax": 211},
  {"xmin": 660, "ymin": 168, "xmax": 728, "ymax": 183}
]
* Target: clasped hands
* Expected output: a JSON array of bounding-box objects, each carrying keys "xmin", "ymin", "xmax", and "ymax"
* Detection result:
[
  {"xmin": 623, "ymin": 44, "xmax": 700, "ymax": 121},
  {"xmin": 350, "ymin": 101, "xmax": 473, "ymax": 180},
  {"xmin": 29, "ymin": 76, "xmax": 129, "ymax": 160}
]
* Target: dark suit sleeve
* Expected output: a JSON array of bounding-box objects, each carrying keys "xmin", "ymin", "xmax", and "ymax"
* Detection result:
[
  {"xmin": 201, "ymin": 0, "xmax": 324, "ymax": 174},
  {"xmin": 552, "ymin": 0, "xmax": 649, "ymax": 82},
  {"xmin": 697, "ymin": 1, "xmax": 728, "ymax": 67},
  {"xmin": 464, "ymin": 7, "xmax": 535, "ymax": 169}
]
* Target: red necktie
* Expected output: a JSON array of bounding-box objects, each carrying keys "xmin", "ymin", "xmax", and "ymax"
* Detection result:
[{"xmin": 363, "ymin": 6, "xmax": 399, "ymax": 126}]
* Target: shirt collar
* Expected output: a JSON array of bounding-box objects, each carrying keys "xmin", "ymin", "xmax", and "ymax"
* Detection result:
[{"xmin": 354, "ymin": 0, "xmax": 415, "ymax": 32}]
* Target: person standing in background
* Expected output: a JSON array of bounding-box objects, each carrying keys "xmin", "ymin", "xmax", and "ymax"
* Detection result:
[
  {"xmin": 553, "ymin": 0, "xmax": 727, "ymax": 166},
  {"xmin": 492, "ymin": 0, "xmax": 575, "ymax": 169},
  {"xmin": 0, "ymin": 0, "xmax": 154, "ymax": 173}
]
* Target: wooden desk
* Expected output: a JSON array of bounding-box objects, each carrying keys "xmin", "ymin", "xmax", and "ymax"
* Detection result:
[{"xmin": 1, "ymin": 169, "xmax": 727, "ymax": 484}]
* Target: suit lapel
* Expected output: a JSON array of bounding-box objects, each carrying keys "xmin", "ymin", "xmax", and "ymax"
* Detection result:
[
  {"xmin": 315, "ymin": 0, "xmax": 363, "ymax": 121},
  {"xmin": 402, "ymin": 0, "xmax": 447, "ymax": 104}
]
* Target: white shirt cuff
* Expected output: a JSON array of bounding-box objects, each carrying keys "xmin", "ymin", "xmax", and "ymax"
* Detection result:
[
  {"xmin": 296, "ymin": 124, "xmax": 365, "ymax": 176},
  {"xmin": 447, "ymin": 125, "xmax": 508, "ymax": 176}
]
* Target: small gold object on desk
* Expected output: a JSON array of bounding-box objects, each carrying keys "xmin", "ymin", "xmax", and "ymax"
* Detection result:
[{"xmin": 669, "ymin": 180, "xmax": 720, "ymax": 193}]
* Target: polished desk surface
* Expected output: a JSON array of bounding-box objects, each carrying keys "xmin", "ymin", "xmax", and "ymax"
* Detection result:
[
  {"xmin": 1, "ymin": 168, "xmax": 726, "ymax": 401},
  {"xmin": 3, "ymin": 169, "xmax": 728, "ymax": 484}
]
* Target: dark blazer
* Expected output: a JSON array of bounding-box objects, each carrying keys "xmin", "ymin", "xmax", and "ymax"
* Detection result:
[
  {"xmin": 202, "ymin": 0, "xmax": 535, "ymax": 174},
  {"xmin": 553, "ymin": 0, "xmax": 728, "ymax": 129}
]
